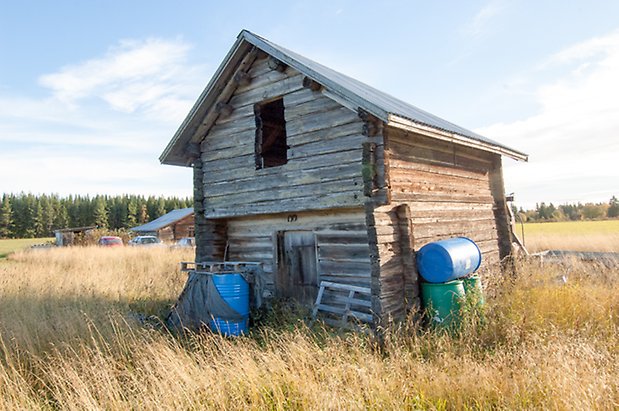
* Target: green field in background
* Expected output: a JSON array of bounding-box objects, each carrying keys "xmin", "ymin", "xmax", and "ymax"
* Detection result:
[{"xmin": 0, "ymin": 238, "xmax": 54, "ymax": 259}]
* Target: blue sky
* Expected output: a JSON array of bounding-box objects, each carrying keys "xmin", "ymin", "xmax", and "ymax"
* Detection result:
[{"xmin": 1, "ymin": 1, "xmax": 618, "ymax": 208}]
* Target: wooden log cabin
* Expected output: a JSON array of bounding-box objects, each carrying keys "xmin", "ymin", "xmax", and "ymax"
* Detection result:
[
  {"xmin": 131, "ymin": 207, "xmax": 194, "ymax": 243},
  {"xmin": 160, "ymin": 30, "xmax": 528, "ymax": 324}
]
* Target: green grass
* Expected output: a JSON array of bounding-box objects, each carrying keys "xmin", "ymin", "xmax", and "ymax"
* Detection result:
[{"xmin": 0, "ymin": 238, "xmax": 54, "ymax": 259}]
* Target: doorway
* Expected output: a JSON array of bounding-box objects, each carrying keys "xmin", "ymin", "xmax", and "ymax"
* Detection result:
[{"xmin": 276, "ymin": 230, "xmax": 318, "ymax": 304}]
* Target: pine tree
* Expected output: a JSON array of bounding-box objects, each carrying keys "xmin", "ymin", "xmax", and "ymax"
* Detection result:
[
  {"xmin": 0, "ymin": 195, "xmax": 13, "ymax": 238},
  {"xmin": 93, "ymin": 196, "xmax": 109, "ymax": 228},
  {"xmin": 127, "ymin": 197, "xmax": 138, "ymax": 227},
  {"xmin": 156, "ymin": 197, "xmax": 167, "ymax": 218},
  {"xmin": 608, "ymin": 196, "xmax": 619, "ymax": 218},
  {"xmin": 138, "ymin": 204, "xmax": 149, "ymax": 224}
]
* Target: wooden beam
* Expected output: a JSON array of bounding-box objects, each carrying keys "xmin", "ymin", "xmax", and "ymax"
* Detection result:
[
  {"xmin": 190, "ymin": 47, "xmax": 259, "ymax": 144},
  {"xmin": 387, "ymin": 115, "xmax": 529, "ymax": 162},
  {"xmin": 302, "ymin": 76, "xmax": 323, "ymax": 91},
  {"xmin": 233, "ymin": 71, "xmax": 251, "ymax": 87},
  {"xmin": 267, "ymin": 56, "xmax": 287, "ymax": 72},
  {"xmin": 215, "ymin": 102, "xmax": 234, "ymax": 118},
  {"xmin": 184, "ymin": 142, "xmax": 201, "ymax": 162}
]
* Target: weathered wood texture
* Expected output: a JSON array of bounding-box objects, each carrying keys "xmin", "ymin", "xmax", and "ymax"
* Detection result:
[
  {"xmin": 386, "ymin": 126, "xmax": 506, "ymax": 270},
  {"xmin": 194, "ymin": 163, "xmax": 227, "ymax": 262},
  {"xmin": 199, "ymin": 56, "xmax": 366, "ymax": 218},
  {"xmin": 225, "ymin": 209, "xmax": 371, "ymax": 300},
  {"xmin": 156, "ymin": 214, "xmax": 195, "ymax": 243}
]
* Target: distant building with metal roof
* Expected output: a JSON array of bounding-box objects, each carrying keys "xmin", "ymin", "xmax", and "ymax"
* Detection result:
[{"xmin": 131, "ymin": 208, "xmax": 194, "ymax": 242}]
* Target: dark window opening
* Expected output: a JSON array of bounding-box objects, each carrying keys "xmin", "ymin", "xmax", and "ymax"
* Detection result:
[{"xmin": 255, "ymin": 98, "xmax": 287, "ymax": 169}]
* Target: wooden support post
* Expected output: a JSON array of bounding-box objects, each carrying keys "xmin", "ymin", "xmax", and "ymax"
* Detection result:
[{"xmin": 489, "ymin": 155, "xmax": 513, "ymax": 262}]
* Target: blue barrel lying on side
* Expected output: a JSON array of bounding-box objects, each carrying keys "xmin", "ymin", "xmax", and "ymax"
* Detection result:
[
  {"xmin": 208, "ymin": 273, "xmax": 250, "ymax": 336},
  {"xmin": 416, "ymin": 237, "xmax": 482, "ymax": 283}
]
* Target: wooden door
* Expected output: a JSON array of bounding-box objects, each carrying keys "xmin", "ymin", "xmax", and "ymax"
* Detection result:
[{"xmin": 276, "ymin": 231, "xmax": 318, "ymax": 304}]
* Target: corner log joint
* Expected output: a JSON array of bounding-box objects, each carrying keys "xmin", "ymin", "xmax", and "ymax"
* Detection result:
[
  {"xmin": 233, "ymin": 71, "xmax": 251, "ymax": 87},
  {"xmin": 358, "ymin": 109, "xmax": 382, "ymax": 137},
  {"xmin": 302, "ymin": 76, "xmax": 323, "ymax": 91},
  {"xmin": 215, "ymin": 102, "xmax": 234, "ymax": 119},
  {"xmin": 267, "ymin": 57, "xmax": 288, "ymax": 72}
]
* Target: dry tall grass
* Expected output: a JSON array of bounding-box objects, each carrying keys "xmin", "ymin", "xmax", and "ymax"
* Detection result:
[
  {"xmin": 519, "ymin": 220, "xmax": 619, "ymax": 252},
  {"xmin": 0, "ymin": 247, "xmax": 617, "ymax": 409}
]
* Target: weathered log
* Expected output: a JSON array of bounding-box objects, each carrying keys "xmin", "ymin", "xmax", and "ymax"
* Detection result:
[
  {"xmin": 302, "ymin": 76, "xmax": 323, "ymax": 91},
  {"xmin": 267, "ymin": 57, "xmax": 287, "ymax": 72},
  {"xmin": 233, "ymin": 71, "xmax": 251, "ymax": 87}
]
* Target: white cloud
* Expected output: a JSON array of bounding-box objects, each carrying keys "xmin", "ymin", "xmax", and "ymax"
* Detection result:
[
  {"xmin": 0, "ymin": 37, "xmax": 207, "ymax": 197},
  {"xmin": 38, "ymin": 38, "xmax": 205, "ymax": 121},
  {"xmin": 463, "ymin": 1, "xmax": 505, "ymax": 38},
  {"xmin": 478, "ymin": 29, "xmax": 619, "ymax": 207}
]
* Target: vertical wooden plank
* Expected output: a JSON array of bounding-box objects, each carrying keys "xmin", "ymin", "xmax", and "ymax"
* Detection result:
[
  {"xmin": 488, "ymin": 155, "xmax": 513, "ymax": 261},
  {"xmin": 396, "ymin": 204, "xmax": 419, "ymax": 310},
  {"xmin": 364, "ymin": 202, "xmax": 382, "ymax": 326},
  {"xmin": 194, "ymin": 161, "xmax": 227, "ymax": 262}
]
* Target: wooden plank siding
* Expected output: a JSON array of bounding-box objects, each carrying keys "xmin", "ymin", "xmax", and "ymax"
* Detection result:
[
  {"xmin": 225, "ymin": 209, "xmax": 371, "ymax": 298},
  {"xmin": 385, "ymin": 126, "xmax": 504, "ymax": 269},
  {"xmin": 363, "ymin": 125, "xmax": 512, "ymax": 323},
  {"xmin": 156, "ymin": 214, "xmax": 195, "ymax": 243},
  {"xmin": 191, "ymin": 53, "xmax": 513, "ymax": 326},
  {"xmin": 199, "ymin": 56, "xmax": 366, "ymax": 219}
]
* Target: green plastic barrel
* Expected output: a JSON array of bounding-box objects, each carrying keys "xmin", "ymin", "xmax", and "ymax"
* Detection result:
[{"xmin": 420, "ymin": 280, "xmax": 466, "ymax": 329}]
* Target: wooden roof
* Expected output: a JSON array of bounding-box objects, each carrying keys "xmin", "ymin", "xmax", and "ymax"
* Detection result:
[{"xmin": 160, "ymin": 30, "xmax": 528, "ymax": 166}]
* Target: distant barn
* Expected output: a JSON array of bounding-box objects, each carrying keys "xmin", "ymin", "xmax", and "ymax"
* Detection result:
[
  {"xmin": 54, "ymin": 226, "xmax": 96, "ymax": 246},
  {"xmin": 131, "ymin": 208, "xmax": 194, "ymax": 242},
  {"xmin": 160, "ymin": 31, "xmax": 527, "ymax": 323}
]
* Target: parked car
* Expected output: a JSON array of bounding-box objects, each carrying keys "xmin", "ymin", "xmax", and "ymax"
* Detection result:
[
  {"xmin": 98, "ymin": 236, "xmax": 123, "ymax": 247},
  {"xmin": 173, "ymin": 237, "xmax": 195, "ymax": 248},
  {"xmin": 128, "ymin": 235, "xmax": 164, "ymax": 247}
]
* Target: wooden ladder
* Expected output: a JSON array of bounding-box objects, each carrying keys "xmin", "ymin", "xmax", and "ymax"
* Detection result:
[{"xmin": 311, "ymin": 281, "xmax": 373, "ymax": 328}]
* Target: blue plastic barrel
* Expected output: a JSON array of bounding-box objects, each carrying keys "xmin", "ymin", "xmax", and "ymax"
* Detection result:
[
  {"xmin": 416, "ymin": 237, "xmax": 482, "ymax": 283},
  {"xmin": 209, "ymin": 273, "xmax": 250, "ymax": 336}
]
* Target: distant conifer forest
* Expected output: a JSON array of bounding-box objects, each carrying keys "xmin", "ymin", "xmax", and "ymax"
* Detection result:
[{"xmin": 0, "ymin": 193, "xmax": 192, "ymax": 238}]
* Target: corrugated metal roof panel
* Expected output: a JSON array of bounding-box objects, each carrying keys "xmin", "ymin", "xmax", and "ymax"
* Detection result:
[
  {"xmin": 160, "ymin": 30, "xmax": 527, "ymax": 165},
  {"xmin": 244, "ymin": 31, "xmax": 521, "ymax": 156},
  {"xmin": 131, "ymin": 208, "xmax": 194, "ymax": 232}
]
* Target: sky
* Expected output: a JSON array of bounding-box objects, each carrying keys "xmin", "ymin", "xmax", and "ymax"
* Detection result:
[{"xmin": 1, "ymin": 1, "xmax": 618, "ymax": 209}]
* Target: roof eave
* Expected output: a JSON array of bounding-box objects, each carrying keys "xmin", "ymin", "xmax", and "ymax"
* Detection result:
[
  {"xmin": 159, "ymin": 34, "xmax": 251, "ymax": 166},
  {"xmin": 387, "ymin": 114, "xmax": 529, "ymax": 162}
]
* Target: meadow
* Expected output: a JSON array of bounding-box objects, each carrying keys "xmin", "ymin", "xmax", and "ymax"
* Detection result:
[
  {"xmin": 519, "ymin": 219, "xmax": 619, "ymax": 253},
  {"xmin": 0, "ymin": 244, "xmax": 617, "ymax": 409},
  {"xmin": 0, "ymin": 237, "xmax": 53, "ymax": 259}
]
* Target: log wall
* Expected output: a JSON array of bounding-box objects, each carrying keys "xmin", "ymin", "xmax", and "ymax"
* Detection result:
[
  {"xmin": 199, "ymin": 56, "xmax": 366, "ymax": 219},
  {"xmin": 157, "ymin": 214, "xmax": 195, "ymax": 243},
  {"xmin": 386, "ymin": 126, "xmax": 504, "ymax": 267},
  {"xmin": 365, "ymin": 126, "xmax": 512, "ymax": 322},
  {"xmin": 225, "ymin": 209, "xmax": 371, "ymax": 299}
]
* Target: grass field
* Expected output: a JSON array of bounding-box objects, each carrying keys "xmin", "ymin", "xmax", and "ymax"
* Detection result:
[
  {"xmin": 518, "ymin": 220, "xmax": 619, "ymax": 253},
  {"xmin": 0, "ymin": 246, "xmax": 617, "ymax": 409},
  {"xmin": 0, "ymin": 237, "xmax": 54, "ymax": 259}
]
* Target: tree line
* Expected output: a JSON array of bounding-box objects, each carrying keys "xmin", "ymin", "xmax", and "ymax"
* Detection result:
[
  {"xmin": 0, "ymin": 193, "xmax": 192, "ymax": 239},
  {"xmin": 515, "ymin": 196, "xmax": 619, "ymax": 223}
]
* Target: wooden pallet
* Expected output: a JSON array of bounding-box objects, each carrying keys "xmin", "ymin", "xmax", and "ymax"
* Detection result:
[
  {"xmin": 180, "ymin": 261, "xmax": 262, "ymax": 273},
  {"xmin": 311, "ymin": 281, "xmax": 373, "ymax": 328}
]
